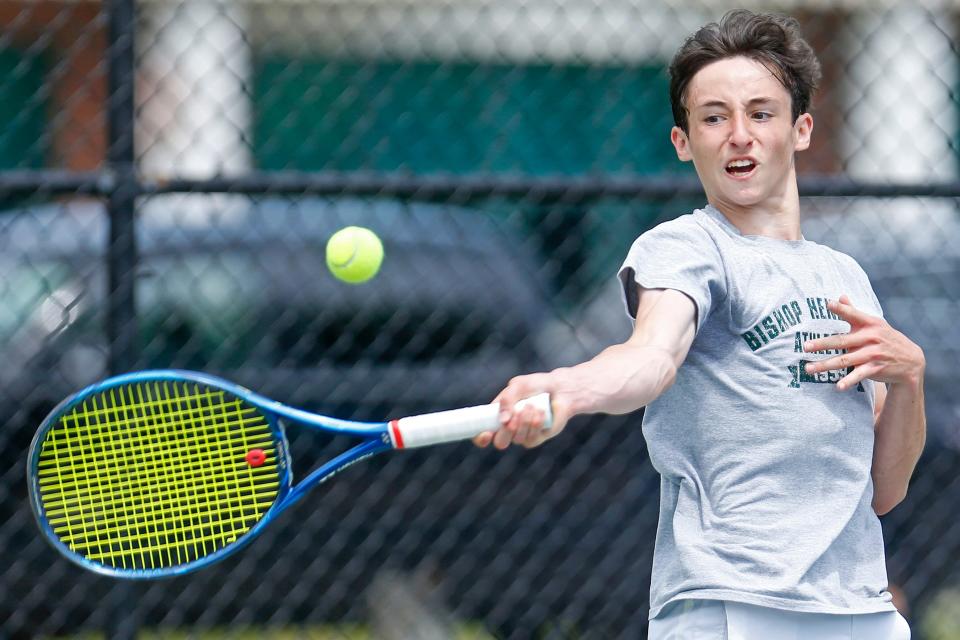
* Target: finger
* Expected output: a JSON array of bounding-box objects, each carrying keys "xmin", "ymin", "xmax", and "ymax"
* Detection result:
[
  {"xmin": 472, "ymin": 431, "xmax": 493, "ymax": 448},
  {"xmin": 803, "ymin": 332, "xmax": 869, "ymax": 353},
  {"xmin": 523, "ymin": 430, "xmax": 549, "ymax": 449},
  {"xmin": 493, "ymin": 390, "xmax": 519, "ymax": 426},
  {"xmin": 492, "ymin": 406, "xmax": 523, "ymax": 450},
  {"xmin": 494, "ymin": 375, "xmax": 543, "ymax": 425},
  {"xmin": 836, "ymin": 363, "xmax": 878, "ymax": 391},
  {"xmin": 493, "ymin": 420, "xmax": 515, "ymax": 449},
  {"xmin": 511, "ymin": 406, "xmax": 533, "ymax": 446},
  {"xmin": 804, "ymin": 350, "xmax": 872, "ymax": 374},
  {"xmin": 827, "ymin": 296, "xmax": 870, "ymax": 326},
  {"xmin": 510, "ymin": 408, "xmax": 530, "ymax": 444},
  {"xmin": 521, "ymin": 404, "xmax": 550, "ymax": 444}
]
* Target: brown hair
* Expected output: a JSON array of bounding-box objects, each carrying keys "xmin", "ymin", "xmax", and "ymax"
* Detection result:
[{"xmin": 669, "ymin": 9, "xmax": 822, "ymax": 132}]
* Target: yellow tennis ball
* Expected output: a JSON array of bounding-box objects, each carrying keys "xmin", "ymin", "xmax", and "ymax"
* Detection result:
[{"xmin": 325, "ymin": 226, "xmax": 384, "ymax": 284}]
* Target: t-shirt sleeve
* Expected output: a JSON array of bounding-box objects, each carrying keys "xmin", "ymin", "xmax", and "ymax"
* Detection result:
[{"xmin": 618, "ymin": 218, "xmax": 726, "ymax": 333}]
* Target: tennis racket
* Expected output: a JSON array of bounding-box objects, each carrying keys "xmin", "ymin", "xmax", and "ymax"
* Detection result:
[{"xmin": 28, "ymin": 369, "xmax": 551, "ymax": 579}]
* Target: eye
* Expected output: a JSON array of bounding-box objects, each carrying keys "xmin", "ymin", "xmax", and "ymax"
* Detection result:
[
  {"xmin": 704, "ymin": 115, "xmax": 724, "ymax": 124},
  {"xmin": 752, "ymin": 111, "xmax": 773, "ymax": 121}
]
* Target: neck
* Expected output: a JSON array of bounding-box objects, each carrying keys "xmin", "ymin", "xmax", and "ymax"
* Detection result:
[{"xmin": 708, "ymin": 176, "xmax": 802, "ymax": 241}]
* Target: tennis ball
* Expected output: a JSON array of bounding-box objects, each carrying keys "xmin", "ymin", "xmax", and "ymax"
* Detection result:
[{"xmin": 326, "ymin": 226, "xmax": 384, "ymax": 284}]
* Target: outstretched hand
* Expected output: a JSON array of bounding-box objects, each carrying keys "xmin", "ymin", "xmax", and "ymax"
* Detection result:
[
  {"xmin": 803, "ymin": 295, "xmax": 925, "ymax": 391},
  {"xmin": 473, "ymin": 372, "xmax": 572, "ymax": 449}
]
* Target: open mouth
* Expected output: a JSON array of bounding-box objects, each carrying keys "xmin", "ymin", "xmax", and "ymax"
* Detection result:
[{"xmin": 726, "ymin": 159, "xmax": 756, "ymax": 176}]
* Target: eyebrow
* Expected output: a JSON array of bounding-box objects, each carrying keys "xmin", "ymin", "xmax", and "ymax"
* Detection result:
[{"xmin": 694, "ymin": 97, "xmax": 779, "ymax": 110}]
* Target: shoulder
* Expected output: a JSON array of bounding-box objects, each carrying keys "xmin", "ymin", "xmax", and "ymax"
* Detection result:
[
  {"xmin": 642, "ymin": 209, "xmax": 713, "ymax": 238},
  {"xmin": 633, "ymin": 209, "xmax": 722, "ymax": 253},
  {"xmin": 620, "ymin": 210, "xmax": 729, "ymax": 324},
  {"xmin": 622, "ymin": 209, "xmax": 727, "ymax": 280},
  {"xmin": 815, "ymin": 243, "xmax": 872, "ymax": 280}
]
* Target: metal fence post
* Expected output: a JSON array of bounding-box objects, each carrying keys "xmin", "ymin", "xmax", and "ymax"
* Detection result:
[{"xmin": 105, "ymin": 1, "xmax": 139, "ymax": 639}]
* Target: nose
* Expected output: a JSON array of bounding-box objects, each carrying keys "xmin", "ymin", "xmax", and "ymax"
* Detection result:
[{"xmin": 729, "ymin": 113, "xmax": 754, "ymax": 147}]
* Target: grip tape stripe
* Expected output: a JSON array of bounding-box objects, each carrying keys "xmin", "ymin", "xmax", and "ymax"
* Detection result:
[{"xmin": 389, "ymin": 419, "xmax": 404, "ymax": 449}]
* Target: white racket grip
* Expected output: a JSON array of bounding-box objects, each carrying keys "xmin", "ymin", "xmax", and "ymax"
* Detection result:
[{"xmin": 388, "ymin": 393, "xmax": 553, "ymax": 449}]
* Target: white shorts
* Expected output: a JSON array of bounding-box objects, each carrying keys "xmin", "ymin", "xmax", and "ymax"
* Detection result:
[{"xmin": 648, "ymin": 599, "xmax": 911, "ymax": 640}]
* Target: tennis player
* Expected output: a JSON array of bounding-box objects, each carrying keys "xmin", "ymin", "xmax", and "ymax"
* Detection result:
[{"xmin": 476, "ymin": 10, "xmax": 923, "ymax": 639}]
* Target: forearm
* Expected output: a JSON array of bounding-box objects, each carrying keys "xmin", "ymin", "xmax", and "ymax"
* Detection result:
[
  {"xmin": 480, "ymin": 286, "xmax": 695, "ymax": 450},
  {"xmin": 872, "ymin": 377, "xmax": 926, "ymax": 515},
  {"xmin": 550, "ymin": 343, "xmax": 680, "ymax": 418}
]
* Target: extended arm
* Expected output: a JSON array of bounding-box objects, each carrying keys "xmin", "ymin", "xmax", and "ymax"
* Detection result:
[{"xmin": 475, "ymin": 286, "xmax": 698, "ymax": 449}]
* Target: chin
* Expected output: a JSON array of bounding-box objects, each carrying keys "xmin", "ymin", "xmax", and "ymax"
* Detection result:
[{"xmin": 718, "ymin": 192, "xmax": 763, "ymax": 208}]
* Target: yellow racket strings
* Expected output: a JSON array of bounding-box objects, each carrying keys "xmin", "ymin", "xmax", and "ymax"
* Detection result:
[{"xmin": 35, "ymin": 381, "xmax": 281, "ymax": 571}]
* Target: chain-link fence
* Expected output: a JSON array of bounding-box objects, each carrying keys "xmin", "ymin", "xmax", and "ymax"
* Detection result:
[{"xmin": 2, "ymin": 1, "xmax": 960, "ymax": 638}]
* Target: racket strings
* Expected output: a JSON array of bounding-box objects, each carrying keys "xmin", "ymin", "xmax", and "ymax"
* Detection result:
[{"xmin": 35, "ymin": 381, "xmax": 281, "ymax": 571}]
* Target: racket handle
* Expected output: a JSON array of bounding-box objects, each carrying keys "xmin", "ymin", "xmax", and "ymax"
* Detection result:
[{"xmin": 389, "ymin": 393, "xmax": 553, "ymax": 449}]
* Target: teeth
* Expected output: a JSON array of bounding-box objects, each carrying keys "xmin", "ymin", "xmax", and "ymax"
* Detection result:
[{"xmin": 727, "ymin": 159, "xmax": 754, "ymax": 169}]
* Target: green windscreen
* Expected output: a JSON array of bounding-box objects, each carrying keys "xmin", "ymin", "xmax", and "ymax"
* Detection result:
[{"xmin": 253, "ymin": 60, "xmax": 681, "ymax": 175}]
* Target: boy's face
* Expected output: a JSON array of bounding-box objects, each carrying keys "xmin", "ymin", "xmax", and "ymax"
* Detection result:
[{"xmin": 670, "ymin": 56, "xmax": 812, "ymax": 212}]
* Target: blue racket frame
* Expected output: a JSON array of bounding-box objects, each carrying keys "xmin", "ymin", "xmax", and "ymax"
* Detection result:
[{"xmin": 28, "ymin": 369, "xmax": 395, "ymax": 579}]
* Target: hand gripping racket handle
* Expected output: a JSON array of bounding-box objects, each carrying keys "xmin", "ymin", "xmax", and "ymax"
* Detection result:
[{"xmin": 388, "ymin": 393, "xmax": 553, "ymax": 449}]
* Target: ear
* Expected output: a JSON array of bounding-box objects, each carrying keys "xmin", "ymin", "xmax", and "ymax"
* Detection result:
[
  {"xmin": 793, "ymin": 113, "xmax": 813, "ymax": 151},
  {"xmin": 671, "ymin": 126, "xmax": 693, "ymax": 162}
]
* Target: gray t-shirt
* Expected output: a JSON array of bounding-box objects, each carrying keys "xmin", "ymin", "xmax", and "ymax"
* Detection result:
[{"xmin": 618, "ymin": 205, "xmax": 896, "ymax": 619}]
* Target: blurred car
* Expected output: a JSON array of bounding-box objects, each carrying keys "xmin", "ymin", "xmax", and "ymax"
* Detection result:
[{"xmin": 0, "ymin": 195, "xmax": 551, "ymax": 434}]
